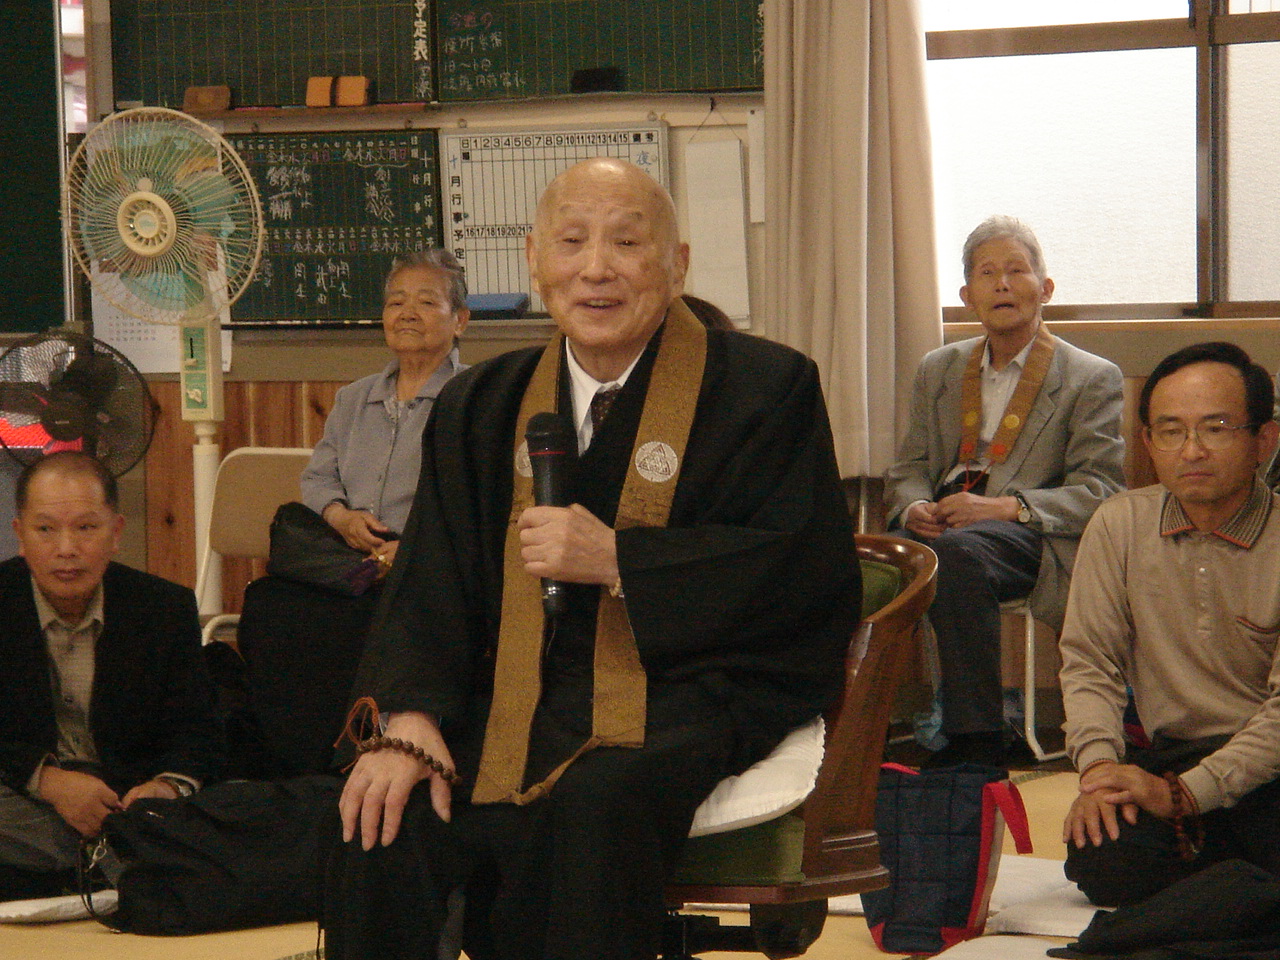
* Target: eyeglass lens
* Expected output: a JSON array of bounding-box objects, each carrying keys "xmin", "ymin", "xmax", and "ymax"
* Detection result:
[{"xmin": 1149, "ymin": 420, "xmax": 1250, "ymax": 451}]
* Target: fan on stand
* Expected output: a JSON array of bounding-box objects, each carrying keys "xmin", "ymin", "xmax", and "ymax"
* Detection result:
[
  {"xmin": 0, "ymin": 331, "xmax": 157, "ymax": 476},
  {"xmin": 63, "ymin": 106, "xmax": 265, "ymax": 613}
]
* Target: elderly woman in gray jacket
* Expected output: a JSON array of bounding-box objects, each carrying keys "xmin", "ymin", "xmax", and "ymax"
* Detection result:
[{"xmin": 301, "ymin": 249, "xmax": 469, "ymax": 572}]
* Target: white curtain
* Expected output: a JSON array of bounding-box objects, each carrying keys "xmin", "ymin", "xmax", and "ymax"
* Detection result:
[{"xmin": 762, "ymin": 0, "xmax": 941, "ymax": 478}]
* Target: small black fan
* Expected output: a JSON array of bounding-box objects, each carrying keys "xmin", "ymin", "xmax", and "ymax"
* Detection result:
[{"xmin": 0, "ymin": 331, "xmax": 157, "ymax": 477}]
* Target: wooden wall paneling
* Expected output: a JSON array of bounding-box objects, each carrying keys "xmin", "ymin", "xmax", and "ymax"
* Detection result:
[
  {"xmin": 245, "ymin": 381, "xmax": 305, "ymax": 447},
  {"xmin": 219, "ymin": 381, "xmax": 254, "ymax": 454},
  {"xmin": 213, "ymin": 382, "xmax": 252, "ymax": 614},
  {"xmin": 145, "ymin": 381, "xmax": 197, "ymax": 589},
  {"xmin": 1122, "ymin": 376, "xmax": 1157, "ymax": 489},
  {"xmin": 303, "ymin": 382, "xmax": 341, "ymax": 447}
]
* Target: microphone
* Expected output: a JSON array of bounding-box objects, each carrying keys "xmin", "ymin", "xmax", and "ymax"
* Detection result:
[{"xmin": 525, "ymin": 412, "xmax": 577, "ymax": 619}]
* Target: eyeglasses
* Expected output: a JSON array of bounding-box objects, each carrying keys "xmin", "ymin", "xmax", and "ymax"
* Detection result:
[{"xmin": 1146, "ymin": 419, "xmax": 1256, "ymax": 452}]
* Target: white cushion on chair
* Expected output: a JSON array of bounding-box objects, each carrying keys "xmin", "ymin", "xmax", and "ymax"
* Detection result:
[{"xmin": 687, "ymin": 716, "xmax": 825, "ymax": 837}]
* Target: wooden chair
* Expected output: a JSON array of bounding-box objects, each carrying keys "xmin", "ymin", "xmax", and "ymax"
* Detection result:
[
  {"xmin": 195, "ymin": 446, "xmax": 313, "ymax": 644},
  {"xmin": 662, "ymin": 534, "xmax": 938, "ymax": 959}
]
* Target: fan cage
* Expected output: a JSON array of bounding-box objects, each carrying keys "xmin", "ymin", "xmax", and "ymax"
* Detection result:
[
  {"xmin": 0, "ymin": 332, "xmax": 158, "ymax": 478},
  {"xmin": 65, "ymin": 106, "xmax": 264, "ymax": 325}
]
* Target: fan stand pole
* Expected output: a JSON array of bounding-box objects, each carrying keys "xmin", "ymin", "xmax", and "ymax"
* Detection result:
[
  {"xmin": 192, "ymin": 421, "xmax": 222, "ymax": 616},
  {"xmin": 180, "ymin": 317, "xmax": 225, "ymax": 618}
]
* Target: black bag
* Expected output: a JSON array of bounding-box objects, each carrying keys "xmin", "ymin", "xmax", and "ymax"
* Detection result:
[
  {"xmin": 238, "ymin": 574, "xmax": 377, "ymax": 777},
  {"xmin": 267, "ymin": 501, "xmax": 380, "ymax": 596},
  {"xmin": 92, "ymin": 775, "xmax": 341, "ymax": 935},
  {"xmin": 862, "ymin": 763, "xmax": 1032, "ymax": 955}
]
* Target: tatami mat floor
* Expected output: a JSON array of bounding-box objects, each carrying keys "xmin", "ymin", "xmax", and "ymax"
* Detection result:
[{"xmin": 0, "ymin": 768, "xmax": 1080, "ymax": 960}]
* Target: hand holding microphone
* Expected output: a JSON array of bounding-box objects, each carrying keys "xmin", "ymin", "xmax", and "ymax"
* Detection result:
[
  {"xmin": 519, "ymin": 413, "xmax": 621, "ymax": 618},
  {"xmin": 524, "ymin": 412, "xmax": 576, "ymax": 619}
]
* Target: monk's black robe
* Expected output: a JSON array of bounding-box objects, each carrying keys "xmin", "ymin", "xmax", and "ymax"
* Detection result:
[{"xmin": 324, "ymin": 323, "xmax": 861, "ymax": 960}]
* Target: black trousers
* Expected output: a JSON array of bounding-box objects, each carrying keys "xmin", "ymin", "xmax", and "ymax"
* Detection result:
[
  {"xmin": 1065, "ymin": 738, "xmax": 1280, "ymax": 907},
  {"xmin": 910, "ymin": 519, "xmax": 1042, "ymax": 736},
  {"xmin": 322, "ymin": 714, "xmax": 741, "ymax": 960}
]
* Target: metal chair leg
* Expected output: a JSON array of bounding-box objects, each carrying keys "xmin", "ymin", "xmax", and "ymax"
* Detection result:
[{"xmin": 1022, "ymin": 604, "xmax": 1065, "ymax": 762}]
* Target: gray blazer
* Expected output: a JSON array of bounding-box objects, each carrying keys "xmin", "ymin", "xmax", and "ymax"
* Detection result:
[{"xmin": 884, "ymin": 334, "xmax": 1126, "ymax": 629}]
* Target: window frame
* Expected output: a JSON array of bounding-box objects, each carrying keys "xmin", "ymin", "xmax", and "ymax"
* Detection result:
[{"xmin": 926, "ymin": 0, "xmax": 1280, "ymax": 322}]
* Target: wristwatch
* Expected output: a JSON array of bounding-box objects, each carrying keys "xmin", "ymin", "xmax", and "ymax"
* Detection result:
[
  {"xmin": 154, "ymin": 774, "xmax": 195, "ymax": 798},
  {"xmin": 1013, "ymin": 493, "xmax": 1033, "ymax": 524}
]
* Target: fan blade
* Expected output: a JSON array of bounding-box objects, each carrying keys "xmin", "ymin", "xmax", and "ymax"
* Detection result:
[
  {"xmin": 0, "ymin": 382, "xmax": 50, "ymax": 417},
  {"xmin": 119, "ymin": 262, "xmax": 208, "ymax": 313},
  {"xmin": 54, "ymin": 354, "xmax": 120, "ymax": 410},
  {"xmin": 174, "ymin": 172, "xmax": 243, "ymax": 237}
]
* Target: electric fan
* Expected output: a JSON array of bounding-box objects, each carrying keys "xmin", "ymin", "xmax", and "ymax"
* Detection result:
[
  {"xmin": 63, "ymin": 107, "xmax": 265, "ymax": 611},
  {"xmin": 0, "ymin": 331, "xmax": 157, "ymax": 477}
]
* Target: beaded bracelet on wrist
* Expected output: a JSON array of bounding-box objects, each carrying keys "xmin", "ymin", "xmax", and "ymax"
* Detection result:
[
  {"xmin": 1163, "ymin": 771, "xmax": 1204, "ymax": 861},
  {"xmin": 337, "ymin": 695, "xmax": 462, "ymax": 785},
  {"xmin": 356, "ymin": 735, "xmax": 462, "ymax": 785}
]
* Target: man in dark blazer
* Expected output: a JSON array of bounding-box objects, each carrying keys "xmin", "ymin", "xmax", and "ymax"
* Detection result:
[
  {"xmin": 885, "ymin": 215, "xmax": 1125, "ymax": 768},
  {"xmin": 0, "ymin": 451, "xmax": 224, "ymax": 899}
]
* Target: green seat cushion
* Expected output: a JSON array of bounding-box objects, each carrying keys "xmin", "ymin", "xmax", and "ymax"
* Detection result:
[
  {"xmin": 860, "ymin": 557, "xmax": 902, "ymax": 619},
  {"xmin": 671, "ymin": 813, "xmax": 807, "ymax": 886}
]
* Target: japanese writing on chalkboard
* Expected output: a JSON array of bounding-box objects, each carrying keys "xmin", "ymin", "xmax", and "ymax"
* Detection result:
[
  {"xmin": 433, "ymin": 0, "xmax": 762, "ymax": 101},
  {"xmin": 227, "ymin": 131, "xmax": 442, "ymax": 325}
]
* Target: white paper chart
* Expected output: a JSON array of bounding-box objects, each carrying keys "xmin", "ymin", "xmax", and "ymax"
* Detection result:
[{"xmin": 440, "ymin": 124, "xmax": 668, "ymax": 314}]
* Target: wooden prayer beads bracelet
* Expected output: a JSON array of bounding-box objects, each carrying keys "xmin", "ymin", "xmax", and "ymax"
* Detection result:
[
  {"xmin": 356, "ymin": 735, "xmax": 463, "ymax": 786},
  {"xmin": 1163, "ymin": 771, "xmax": 1203, "ymax": 861}
]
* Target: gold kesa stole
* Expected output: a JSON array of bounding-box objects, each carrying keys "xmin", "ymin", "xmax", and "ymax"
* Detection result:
[
  {"xmin": 471, "ymin": 300, "xmax": 708, "ymax": 804},
  {"xmin": 956, "ymin": 322, "xmax": 1056, "ymax": 466}
]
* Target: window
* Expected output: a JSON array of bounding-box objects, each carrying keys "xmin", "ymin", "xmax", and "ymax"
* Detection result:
[
  {"xmin": 924, "ymin": 0, "xmax": 1280, "ymax": 320},
  {"xmin": 61, "ymin": 0, "xmax": 86, "ymax": 133}
]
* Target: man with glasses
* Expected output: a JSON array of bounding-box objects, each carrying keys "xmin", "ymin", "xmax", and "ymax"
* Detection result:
[
  {"xmin": 1061, "ymin": 341, "xmax": 1280, "ymax": 907},
  {"xmin": 885, "ymin": 216, "xmax": 1125, "ymax": 767}
]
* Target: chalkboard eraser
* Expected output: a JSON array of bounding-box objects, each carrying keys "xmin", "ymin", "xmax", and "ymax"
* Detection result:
[
  {"xmin": 335, "ymin": 76, "xmax": 371, "ymax": 107},
  {"xmin": 570, "ymin": 67, "xmax": 623, "ymax": 93},
  {"xmin": 306, "ymin": 77, "xmax": 336, "ymax": 108},
  {"xmin": 183, "ymin": 85, "xmax": 232, "ymax": 114},
  {"xmin": 466, "ymin": 293, "xmax": 530, "ymax": 320}
]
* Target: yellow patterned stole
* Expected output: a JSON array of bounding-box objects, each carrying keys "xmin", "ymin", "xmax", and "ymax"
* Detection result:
[
  {"xmin": 470, "ymin": 300, "xmax": 708, "ymax": 805},
  {"xmin": 957, "ymin": 322, "xmax": 1056, "ymax": 465}
]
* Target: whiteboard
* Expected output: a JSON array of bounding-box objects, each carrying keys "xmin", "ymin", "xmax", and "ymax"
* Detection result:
[{"xmin": 440, "ymin": 124, "xmax": 668, "ymax": 314}]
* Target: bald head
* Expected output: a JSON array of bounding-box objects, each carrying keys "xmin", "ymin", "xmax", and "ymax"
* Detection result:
[
  {"xmin": 533, "ymin": 158, "xmax": 682, "ymax": 263},
  {"xmin": 526, "ymin": 157, "xmax": 690, "ymax": 382}
]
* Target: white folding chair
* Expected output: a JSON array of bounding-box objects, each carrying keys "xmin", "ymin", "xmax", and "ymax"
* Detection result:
[{"xmin": 195, "ymin": 447, "xmax": 314, "ymax": 644}]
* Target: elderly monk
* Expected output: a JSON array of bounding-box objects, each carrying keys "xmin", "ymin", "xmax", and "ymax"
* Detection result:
[
  {"xmin": 885, "ymin": 215, "xmax": 1125, "ymax": 768},
  {"xmin": 322, "ymin": 158, "xmax": 861, "ymax": 960}
]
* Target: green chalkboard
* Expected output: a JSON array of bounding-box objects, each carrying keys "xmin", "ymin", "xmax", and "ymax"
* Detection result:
[
  {"xmin": 112, "ymin": 1, "xmax": 762, "ymax": 110},
  {"xmin": 435, "ymin": 0, "xmax": 763, "ymax": 100},
  {"xmin": 112, "ymin": 0, "xmax": 433, "ymax": 109},
  {"xmin": 226, "ymin": 131, "xmax": 443, "ymax": 325},
  {"xmin": 0, "ymin": 2, "xmax": 63, "ymax": 333}
]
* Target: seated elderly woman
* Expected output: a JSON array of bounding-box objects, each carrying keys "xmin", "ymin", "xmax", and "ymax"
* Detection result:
[{"xmin": 301, "ymin": 249, "xmax": 469, "ymax": 571}]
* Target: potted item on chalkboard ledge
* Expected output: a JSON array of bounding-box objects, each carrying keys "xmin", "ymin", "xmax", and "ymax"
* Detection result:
[
  {"xmin": 305, "ymin": 76, "xmax": 373, "ymax": 108},
  {"xmin": 183, "ymin": 85, "xmax": 233, "ymax": 114},
  {"xmin": 570, "ymin": 67, "xmax": 624, "ymax": 93}
]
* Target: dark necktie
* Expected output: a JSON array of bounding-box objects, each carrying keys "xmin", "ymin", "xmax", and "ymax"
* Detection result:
[{"xmin": 589, "ymin": 385, "xmax": 621, "ymax": 433}]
